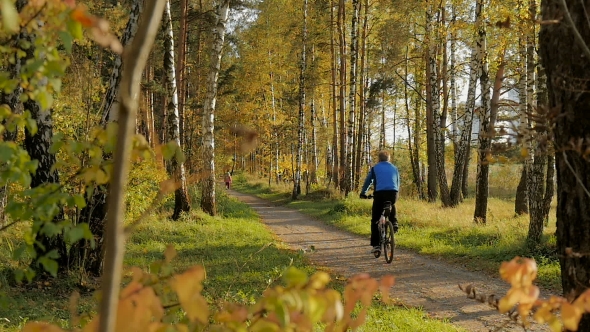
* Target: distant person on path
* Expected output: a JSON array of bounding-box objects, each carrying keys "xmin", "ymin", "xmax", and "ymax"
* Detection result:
[
  {"xmin": 224, "ymin": 171, "xmax": 232, "ymax": 189},
  {"xmin": 359, "ymin": 151, "xmax": 400, "ymax": 254}
]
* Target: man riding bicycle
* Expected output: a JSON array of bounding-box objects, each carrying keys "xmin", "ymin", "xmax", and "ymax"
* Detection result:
[{"xmin": 359, "ymin": 151, "xmax": 400, "ymax": 254}]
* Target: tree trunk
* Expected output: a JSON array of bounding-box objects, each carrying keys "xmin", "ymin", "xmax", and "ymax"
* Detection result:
[
  {"xmin": 330, "ymin": 0, "xmax": 339, "ymax": 188},
  {"xmin": 344, "ymin": 0, "xmax": 359, "ymax": 196},
  {"xmin": 473, "ymin": 0, "xmax": 492, "ymax": 223},
  {"xmin": 515, "ymin": 29, "xmax": 530, "ymax": 215},
  {"xmin": 450, "ymin": 44, "xmax": 478, "ymax": 206},
  {"xmin": 540, "ymin": 0, "xmax": 590, "ymax": 328},
  {"xmin": 176, "ymin": 0, "xmax": 188, "ymax": 148},
  {"xmin": 164, "ymin": 0, "xmax": 190, "ymax": 220},
  {"xmin": 425, "ymin": 8, "xmax": 438, "ymax": 203},
  {"xmin": 515, "ymin": 166, "xmax": 529, "ymax": 215},
  {"xmin": 292, "ymin": 0, "xmax": 307, "ymax": 200},
  {"xmin": 201, "ymin": 0, "xmax": 230, "ymax": 215},
  {"xmin": 337, "ymin": 0, "xmax": 347, "ymax": 191},
  {"xmin": 24, "ymin": 101, "xmax": 68, "ymax": 272}
]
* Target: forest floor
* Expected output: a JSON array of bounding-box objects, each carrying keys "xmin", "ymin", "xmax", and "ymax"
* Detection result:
[{"xmin": 228, "ymin": 189, "xmax": 552, "ymax": 332}]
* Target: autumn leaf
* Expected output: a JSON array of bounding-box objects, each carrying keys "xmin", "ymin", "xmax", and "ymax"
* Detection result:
[
  {"xmin": 1, "ymin": 0, "xmax": 19, "ymax": 33},
  {"xmin": 21, "ymin": 322, "xmax": 64, "ymax": 332},
  {"xmin": 70, "ymin": 7, "xmax": 95, "ymax": 27},
  {"xmin": 170, "ymin": 266, "xmax": 209, "ymax": 324},
  {"xmin": 561, "ymin": 302, "xmax": 583, "ymax": 331}
]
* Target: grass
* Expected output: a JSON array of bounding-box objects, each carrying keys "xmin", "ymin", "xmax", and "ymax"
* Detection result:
[
  {"xmin": 232, "ymin": 173, "xmax": 562, "ymax": 293},
  {"xmin": 0, "ymin": 188, "xmax": 465, "ymax": 331}
]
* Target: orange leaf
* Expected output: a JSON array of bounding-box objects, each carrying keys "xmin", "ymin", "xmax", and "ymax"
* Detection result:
[
  {"xmin": 170, "ymin": 266, "xmax": 209, "ymax": 324},
  {"xmin": 71, "ymin": 7, "xmax": 95, "ymax": 27},
  {"xmin": 21, "ymin": 322, "xmax": 65, "ymax": 332},
  {"xmin": 561, "ymin": 302, "xmax": 583, "ymax": 331}
]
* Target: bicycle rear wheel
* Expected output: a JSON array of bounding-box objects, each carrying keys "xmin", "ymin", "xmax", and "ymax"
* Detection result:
[{"xmin": 383, "ymin": 221, "xmax": 395, "ymax": 263}]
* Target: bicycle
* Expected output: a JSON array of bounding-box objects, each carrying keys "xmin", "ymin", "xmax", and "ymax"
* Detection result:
[{"xmin": 363, "ymin": 195, "xmax": 395, "ymax": 263}]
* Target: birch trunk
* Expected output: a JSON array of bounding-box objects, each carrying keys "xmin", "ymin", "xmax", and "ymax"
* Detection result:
[
  {"xmin": 515, "ymin": 30, "xmax": 529, "ymax": 215},
  {"xmin": 164, "ymin": 0, "xmax": 190, "ymax": 220},
  {"xmin": 450, "ymin": 45, "xmax": 478, "ymax": 206},
  {"xmin": 330, "ymin": 0, "xmax": 339, "ymax": 187},
  {"xmin": 337, "ymin": 0, "xmax": 347, "ymax": 191},
  {"xmin": 292, "ymin": 0, "xmax": 307, "ymax": 200},
  {"xmin": 344, "ymin": 0, "xmax": 359, "ymax": 196},
  {"xmin": 176, "ymin": 0, "xmax": 188, "ymax": 147},
  {"xmin": 473, "ymin": 0, "xmax": 492, "ymax": 223},
  {"xmin": 201, "ymin": 0, "xmax": 230, "ymax": 215}
]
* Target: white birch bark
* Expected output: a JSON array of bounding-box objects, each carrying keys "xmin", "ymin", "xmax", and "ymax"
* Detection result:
[
  {"xmin": 201, "ymin": 0, "xmax": 230, "ymax": 215},
  {"xmin": 163, "ymin": 0, "xmax": 190, "ymax": 220}
]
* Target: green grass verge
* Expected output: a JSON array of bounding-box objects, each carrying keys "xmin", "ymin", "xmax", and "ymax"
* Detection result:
[
  {"xmin": 232, "ymin": 174, "xmax": 561, "ymax": 293},
  {"xmin": 0, "ymin": 188, "xmax": 465, "ymax": 331}
]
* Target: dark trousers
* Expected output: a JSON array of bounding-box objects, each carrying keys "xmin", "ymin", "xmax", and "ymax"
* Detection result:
[{"xmin": 371, "ymin": 190, "xmax": 398, "ymax": 246}]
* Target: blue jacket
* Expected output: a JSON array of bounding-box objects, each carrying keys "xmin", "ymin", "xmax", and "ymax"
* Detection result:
[{"xmin": 360, "ymin": 161, "xmax": 400, "ymax": 194}]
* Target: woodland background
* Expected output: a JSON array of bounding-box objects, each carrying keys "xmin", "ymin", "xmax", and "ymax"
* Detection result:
[{"xmin": 2, "ymin": 0, "xmax": 590, "ymax": 330}]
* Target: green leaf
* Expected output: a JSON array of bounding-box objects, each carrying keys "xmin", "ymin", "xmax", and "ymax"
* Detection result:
[
  {"xmin": 283, "ymin": 267, "xmax": 308, "ymax": 288},
  {"xmin": 0, "ymin": 0, "xmax": 19, "ymax": 34},
  {"xmin": 0, "ymin": 143, "xmax": 14, "ymax": 162},
  {"xmin": 38, "ymin": 256, "xmax": 58, "ymax": 277},
  {"xmin": 45, "ymin": 249, "xmax": 59, "ymax": 259},
  {"xmin": 45, "ymin": 60, "xmax": 66, "ymax": 76},
  {"xmin": 66, "ymin": 19, "xmax": 83, "ymax": 40},
  {"xmin": 36, "ymin": 90, "xmax": 54, "ymax": 111},
  {"xmin": 58, "ymin": 31, "xmax": 73, "ymax": 54},
  {"xmin": 68, "ymin": 224, "xmax": 85, "ymax": 243},
  {"xmin": 162, "ymin": 141, "xmax": 179, "ymax": 160},
  {"xmin": 72, "ymin": 194, "xmax": 86, "ymax": 209},
  {"xmin": 12, "ymin": 244, "xmax": 27, "ymax": 259},
  {"xmin": 13, "ymin": 269, "xmax": 24, "ymax": 283}
]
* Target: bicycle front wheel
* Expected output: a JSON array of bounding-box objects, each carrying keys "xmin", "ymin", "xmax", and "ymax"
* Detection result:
[{"xmin": 383, "ymin": 221, "xmax": 395, "ymax": 263}]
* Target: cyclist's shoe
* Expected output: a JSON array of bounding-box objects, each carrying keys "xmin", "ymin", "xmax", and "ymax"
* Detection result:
[
  {"xmin": 392, "ymin": 223, "xmax": 399, "ymax": 233},
  {"xmin": 370, "ymin": 246, "xmax": 381, "ymax": 254}
]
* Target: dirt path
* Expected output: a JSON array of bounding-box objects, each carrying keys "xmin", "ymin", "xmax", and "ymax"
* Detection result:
[{"xmin": 229, "ymin": 190, "xmax": 550, "ymax": 332}]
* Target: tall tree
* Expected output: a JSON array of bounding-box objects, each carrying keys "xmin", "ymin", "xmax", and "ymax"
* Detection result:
[
  {"xmin": 163, "ymin": 0, "xmax": 191, "ymax": 220},
  {"xmin": 473, "ymin": 0, "xmax": 492, "ymax": 223},
  {"xmin": 292, "ymin": 0, "xmax": 307, "ymax": 200},
  {"xmin": 329, "ymin": 0, "xmax": 339, "ymax": 188},
  {"xmin": 540, "ymin": 0, "xmax": 590, "ymax": 329},
  {"xmin": 337, "ymin": 0, "xmax": 347, "ymax": 190},
  {"xmin": 345, "ymin": 0, "xmax": 360, "ymax": 195},
  {"xmin": 201, "ymin": 0, "xmax": 231, "ymax": 215},
  {"xmin": 425, "ymin": 4, "xmax": 438, "ymax": 203}
]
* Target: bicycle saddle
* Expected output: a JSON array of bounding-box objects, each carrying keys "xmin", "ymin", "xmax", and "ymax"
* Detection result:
[{"xmin": 382, "ymin": 201, "xmax": 392, "ymax": 217}]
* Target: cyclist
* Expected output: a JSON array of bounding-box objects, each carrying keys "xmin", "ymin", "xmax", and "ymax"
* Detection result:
[{"xmin": 359, "ymin": 151, "xmax": 400, "ymax": 254}]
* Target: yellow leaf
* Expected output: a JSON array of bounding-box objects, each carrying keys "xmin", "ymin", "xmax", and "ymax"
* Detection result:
[
  {"xmin": 520, "ymin": 147, "xmax": 529, "ymax": 157},
  {"xmin": 170, "ymin": 266, "xmax": 208, "ymax": 324},
  {"xmin": 0, "ymin": 0, "xmax": 19, "ymax": 34},
  {"xmin": 548, "ymin": 318, "xmax": 563, "ymax": 332},
  {"xmin": 561, "ymin": 302, "xmax": 583, "ymax": 331},
  {"xmin": 21, "ymin": 322, "xmax": 65, "ymax": 332},
  {"xmin": 164, "ymin": 244, "xmax": 177, "ymax": 263},
  {"xmin": 308, "ymin": 271, "xmax": 330, "ymax": 290}
]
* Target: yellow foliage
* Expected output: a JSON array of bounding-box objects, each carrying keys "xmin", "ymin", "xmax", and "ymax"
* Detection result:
[
  {"xmin": 21, "ymin": 248, "xmax": 395, "ymax": 332},
  {"xmin": 463, "ymin": 256, "xmax": 590, "ymax": 332}
]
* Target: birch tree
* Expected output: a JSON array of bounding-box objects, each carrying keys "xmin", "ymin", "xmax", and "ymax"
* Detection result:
[
  {"xmin": 292, "ymin": 0, "xmax": 307, "ymax": 200},
  {"xmin": 201, "ymin": 0, "xmax": 231, "ymax": 215},
  {"xmin": 163, "ymin": 0, "xmax": 191, "ymax": 220}
]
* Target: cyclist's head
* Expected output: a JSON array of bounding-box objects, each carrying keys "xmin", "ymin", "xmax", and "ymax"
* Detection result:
[{"xmin": 378, "ymin": 151, "xmax": 390, "ymax": 162}]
